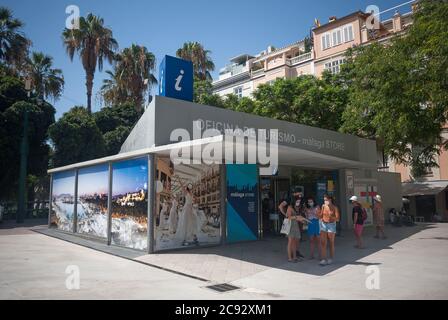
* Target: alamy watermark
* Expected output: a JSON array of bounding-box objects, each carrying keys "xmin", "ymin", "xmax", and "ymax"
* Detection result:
[
  {"xmin": 169, "ymin": 120, "xmax": 278, "ymax": 175},
  {"xmin": 65, "ymin": 5, "xmax": 80, "ymax": 30},
  {"xmin": 366, "ymin": 1, "xmax": 415, "ymax": 30},
  {"xmin": 365, "ymin": 265, "xmax": 380, "ymax": 290},
  {"xmin": 65, "ymin": 265, "xmax": 80, "ymax": 290}
]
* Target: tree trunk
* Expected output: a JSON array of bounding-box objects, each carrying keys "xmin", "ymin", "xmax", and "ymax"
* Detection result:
[{"xmin": 85, "ymin": 70, "xmax": 94, "ymax": 113}]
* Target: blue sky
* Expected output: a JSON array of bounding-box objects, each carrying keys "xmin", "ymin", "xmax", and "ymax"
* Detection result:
[
  {"xmin": 112, "ymin": 157, "xmax": 148, "ymax": 196},
  {"xmin": 53, "ymin": 171, "xmax": 75, "ymax": 196},
  {"xmin": 78, "ymin": 164, "xmax": 109, "ymax": 196},
  {"xmin": 4, "ymin": 0, "xmax": 412, "ymax": 118}
]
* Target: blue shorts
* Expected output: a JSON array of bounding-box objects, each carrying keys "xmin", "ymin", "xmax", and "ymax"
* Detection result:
[
  {"xmin": 319, "ymin": 220, "xmax": 337, "ymax": 234},
  {"xmin": 307, "ymin": 218, "xmax": 320, "ymax": 236}
]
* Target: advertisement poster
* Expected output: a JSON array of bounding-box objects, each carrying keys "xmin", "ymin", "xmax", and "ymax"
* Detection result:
[
  {"xmin": 226, "ymin": 164, "xmax": 258, "ymax": 243},
  {"xmin": 50, "ymin": 171, "xmax": 75, "ymax": 232},
  {"xmin": 354, "ymin": 184, "xmax": 377, "ymax": 226},
  {"xmin": 111, "ymin": 157, "xmax": 148, "ymax": 250},
  {"xmin": 155, "ymin": 157, "xmax": 221, "ymax": 251},
  {"xmin": 76, "ymin": 164, "xmax": 109, "ymax": 238},
  {"xmin": 316, "ymin": 181, "xmax": 327, "ymax": 206}
]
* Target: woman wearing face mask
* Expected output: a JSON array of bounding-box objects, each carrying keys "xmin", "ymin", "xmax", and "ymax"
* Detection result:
[
  {"xmin": 318, "ymin": 194, "xmax": 340, "ymax": 266},
  {"xmin": 279, "ymin": 199, "xmax": 307, "ymax": 262},
  {"xmin": 305, "ymin": 197, "xmax": 321, "ymax": 260}
]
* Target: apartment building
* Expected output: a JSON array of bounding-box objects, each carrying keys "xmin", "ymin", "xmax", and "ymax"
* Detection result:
[
  {"xmin": 213, "ymin": 9, "xmax": 413, "ymax": 97},
  {"xmin": 313, "ymin": 10, "xmax": 413, "ymax": 76},
  {"xmin": 212, "ymin": 7, "xmax": 447, "ymax": 221},
  {"xmin": 212, "ymin": 41, "xmax": 313, "ymax": 98}
]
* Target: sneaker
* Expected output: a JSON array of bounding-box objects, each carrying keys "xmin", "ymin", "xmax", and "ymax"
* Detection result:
[
  {"xmin": 297, "ymin": 251, "xmax": 305, "ymax": 259},
  {"xmin": 319, "ymin": 259, "xmax": 327, "ymax": 266},
  {"xmin": 327, "ymin": 259, "xmax": 333, "ymax": 265}
]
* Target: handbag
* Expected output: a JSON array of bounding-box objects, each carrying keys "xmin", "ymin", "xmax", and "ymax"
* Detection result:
[{"xmin": 280, "ymin": 217, "xmax": 291, "ymax": 235}]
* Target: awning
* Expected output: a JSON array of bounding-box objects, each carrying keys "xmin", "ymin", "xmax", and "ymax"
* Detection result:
[
  {"xmin": 48, "ymin": 133, "xmax": 376, "ymax": 174},
  {"xmin": 402, "ymin": 180, "xmax": 448, "ymax": 196}
]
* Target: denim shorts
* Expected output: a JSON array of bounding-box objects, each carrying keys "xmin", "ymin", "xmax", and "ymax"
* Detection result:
[
  {"xmin": 320, "ymin": 220, "xmax": 337, "ymax": 233},
  {"xmin": 307, "ymin": 218, "xmax": 320, "ymax": 236}
]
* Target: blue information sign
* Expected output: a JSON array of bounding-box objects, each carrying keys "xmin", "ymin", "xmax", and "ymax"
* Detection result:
[{"xmin": 158, "ymin": 55, "xmax": 193, "ymax": 102}]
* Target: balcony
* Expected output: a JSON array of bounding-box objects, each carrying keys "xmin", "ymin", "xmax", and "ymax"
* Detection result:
[
  {"xmin": 218, "ymin": 63, "xmax": 249, "ymax": 79},
  {"xmin": 251, "ymin": 68, "xmax": 265, "ymax": 77},
  {"xmin": 287, "ymin": 52, "xmax": 313, "ymax": 65}
]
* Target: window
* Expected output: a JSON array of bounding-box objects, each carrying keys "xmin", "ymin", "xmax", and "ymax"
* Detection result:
[
  {"xmin": 343, "ymin": 24, "xmax": 354, "ymax": 42},
  {"xmin": 233, "ymin": 86, "xmax": 243, "ymax": 98},
  {"xmin": 332, "ymin": 29, "xmax": 342, "ymax": 46},
  {"xmin": 324, "ymin": 58, "xmax": 346, "ymax": 74},
  {"xmin": 322, "ymin": 33, "xmax": 331, "ymax": 50}
]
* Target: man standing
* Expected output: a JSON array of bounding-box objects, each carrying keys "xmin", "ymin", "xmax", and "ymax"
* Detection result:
[{"xmin": 350, "ymin": 196, "xmax": 365, "ymax": 249}]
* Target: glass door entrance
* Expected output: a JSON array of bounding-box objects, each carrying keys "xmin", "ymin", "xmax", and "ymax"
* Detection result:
[{"xmin": 260, "ymin": 177, "xmax": 290, "ymax": 237}]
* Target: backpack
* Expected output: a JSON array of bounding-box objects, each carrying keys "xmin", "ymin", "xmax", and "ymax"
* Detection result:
[{"xmin": 361, "ymin": 208, "xmax": 368, "ymax": 221}]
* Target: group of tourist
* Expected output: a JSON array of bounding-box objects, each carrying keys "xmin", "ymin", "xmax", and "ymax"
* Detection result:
[{"xmin": 279, "ymin": 193, "xmax": 386, "ymax": 266}]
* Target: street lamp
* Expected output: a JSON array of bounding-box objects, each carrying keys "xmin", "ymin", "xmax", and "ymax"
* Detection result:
[{"xmin": 16, "ymin": 78, "xmax": 32, "ymax": 223}]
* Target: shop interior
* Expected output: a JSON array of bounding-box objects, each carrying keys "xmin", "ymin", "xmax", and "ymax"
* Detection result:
[{"xmin": 260, "ymin": 167, "xmax": 338, "ymax": 237}]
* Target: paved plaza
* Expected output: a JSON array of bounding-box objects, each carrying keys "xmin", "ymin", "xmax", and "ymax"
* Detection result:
[{"xmin": 1, "ymin": 220, "xmax": 447, "ymax": 299}]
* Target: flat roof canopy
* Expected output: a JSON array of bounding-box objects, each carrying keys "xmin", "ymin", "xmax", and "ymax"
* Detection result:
[
  {"xmin": 402, "ymin": 180, "xmax": 448, "ymax": 196},
  {"xmin": 120, "ymin": 96, "xmax": 378, "ymax": 167},
  {"xmin": 48, "ymin": 134, "xmax": 375, "ymax": 174}
]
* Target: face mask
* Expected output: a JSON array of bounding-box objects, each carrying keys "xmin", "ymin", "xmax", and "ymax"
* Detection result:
[
  {"xmin": 324, "ymin": 200, "xmax": 330, "ymax": 205},
  {"xmin": 308, "ymin": 201, "xmax": 314, "ymax": 207}
]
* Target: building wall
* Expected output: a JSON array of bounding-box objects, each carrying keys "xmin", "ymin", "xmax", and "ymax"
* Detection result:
[
  {"xmin": 267, "ymin": 54, "xmax": 286, "ymax": 69},
  {"xmin": 289, "ymin": 62, "xmax": 313, "ymax": 77},
  {"xmin": 313, "ymin": 17, "xmax": 363, "ymax": 61},
  {"xmin": 436, "ymin": 191, "xmax": 448, "ymax": 221},
  {"xmin": 215, "ymin": 81, "xmax": 254, "ymax": 98},
  {"xmin": 439, "ymin": 131, "xmax": 448, "ymax": 180},
  {"xmin": 377, "ymin": 171, "xmax": 403, "ymax": 212},
  {"xmin": 393, "ymin": 162, "xmax": 411, "ymax": 182}
]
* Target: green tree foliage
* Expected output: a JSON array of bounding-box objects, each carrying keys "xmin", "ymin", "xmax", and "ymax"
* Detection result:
[
  {"xmin": 48, "ymin": 103, "xmax": 141, "ymax": 167},
  {"xmin": 176, "ymin": 42, "xmax": 215, "ymax": 81},
  {"xmin": 94, "ymin": 102, "xmax": 141, "ymax": 154},
  {"xmin": 48, "ymin": 107, "xmax": 105, "ymax": 167},
  {"xmin": 101, "ymin": 44, "xmax": 157, "ymax": 111},
  {"xmin": 0, "ymin": 75, "xmax": 55, "ymax": 200},
  {"xmin": 102, "ymin": 125, "xmax": 132, "ymax": 155},
  {"xmin": 251, "ymin": 75, "xmax": 347, "ymax": 131},
  {"xmin": 340, "ymin": 0, "xmax": 448, "ymax": 173},
  {"xmin": 25, "ymin": 51, "xmax": 64, "ymax": 100},
  {"xmin": 62, "ymin": 13, "xmax": 118, "ymax": 113},
  {"xmin": 0, "ymin": 7, "xmax": 30, "ymax": 73}
]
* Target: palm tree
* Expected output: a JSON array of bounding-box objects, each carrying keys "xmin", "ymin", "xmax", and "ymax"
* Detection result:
[
  {"xmin": 101, "ymin": 70, "xmax": 126, "ymax": 106},
  {"xmin": 0, "ymin": 7, "xmax": 30, "ymax": 71},
  {"xmin": 176, "ymin": 41, "xmax": 215, "ymax": 81},
  {"xmin": 62, "ymin": 13, "xmax": 118, "ymax": 113},
  {"xmin": 26, "ymin": 51, "xmax": 64, "ymax": 101},
  {"xmin": 101, "ymin": 44, "xmax": 157, "ymax": 110}
]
